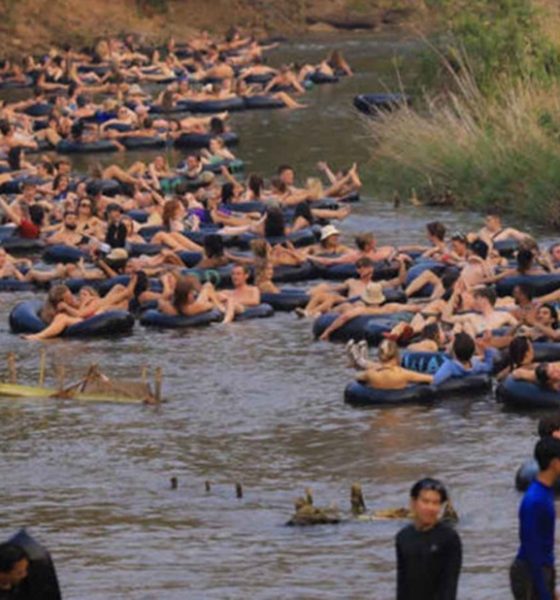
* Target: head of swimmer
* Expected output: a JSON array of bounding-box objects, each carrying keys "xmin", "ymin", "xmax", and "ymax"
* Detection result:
[
  {"xmin": 355, "ymin": 233, "xmax": 375, "ymax": 252},
  {"xmin": 0, "ymin": 544, "xmax": 29, "ymax": 590},
  {"xmin": 355, "ymin": 257, "xmax": 374, "ymax": 281},
  {"xmin": 409, "ymin": 478, "xmax": 448, "ymax": 530},
  {"xmin": 277, "ymin": 165, "xmax": 295, "ymax": 187},
  {"xmin": 533, "ymin": 437, "xmax": 560, "ymax": 480},
  {"xmin": 484, "ymin": 212, "xmax": 501, "ymax": 233},
  {"xmin": 231, "ymin": 263, "xmax": 250, "ymax": 288},
  {"xmin": 537, "ymin": 362, "xmax": 560, "ymax": 391},
  {"xmin": 63, "ymin": 210, "xmax": 78, "ymax": 231}
]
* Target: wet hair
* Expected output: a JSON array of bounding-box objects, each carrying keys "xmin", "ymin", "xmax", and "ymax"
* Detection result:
[
  {"xmin": 378, "ymin": 339, "xmax": 399, "ymax": 363},
  {"xmin": 133, "ymin": 270, "xmax": 149, "ymax": 299},
  {"xmin": 209, "ymin": 117, "xmax": 224, "ymax": 135},
  {"xmin": 534, "ymin": 437, "xmax": 560, "ymax": 471},
  {"xmin": 70, "ymin": 119, "xmax": 84, "ymax": 140},
  {"xmin": 264, "ymin": 206, "xmax": 286, "ymax": 238},
  {"xmin": 541, "ymin": 303, "xmax": 559, "ymax": 329},
  {"xmin": 173, "ymin": 277, "xmax": 196, "ymax": 311},
  {"xmin": 221, "ymin": 182, "xmax": 235, "ymax": 204},
  {"xmin": 426, "ymin": 221, "xmax": 446, "ymax": 241},
  {"xmin": 452, "ymin": 332, "xmax": 475, "ymax": 363},
  {"xmin": 509, "ymin": 336, "xmax": 531, "ymax": 369},
  {"xmin": 355, "ymin": 233, "xmax": 374, "ymax": 251},
  {"xmin": 356, "ymin": 257, "xmax": 374, "ymax": 269},
  {"xmin": 536, "ymin": 363, "xmax": 551, "ymax": 387},
  {"xmin": 29, "ymin": 204, "xmax": 45, "ymax": 226},
  {"xmin": 47, "ymin": 284, "xmax": 70, "ymax": 307},
  {"xmin": 516, "ymin": 248, "xmax": 534, "ymax": 274},
  {"xmin": 474, "ymin": 286, "xmax": 496, "ymax": 307},
  {"xmin": 277, "ymin": 164, "xmax": 293, "ymax": 176},
  {"xmin": 421, "ymin": 322, "xmax": 441, "ymax": 343},
  {"xmin": 162, "ymin": 199, "xmax": 181, "ymax": 229},
  {"xmin": 514, "ymin": 283, "xmax": 534, "ymax": 301},
  {"xmin": 0, "ymin": 543, "xmax": 26, "ymax": 574},
  {"xmin": 233, "ymin": 262, "xmax": 250, "ymax": 276},
  {"xmin": 247, "ymin": 174, "xmax": 263, "ymax": 199},
  {"xmin": 410, "ymin": 477, "xmax": 448, "ymax": 503},
  {"xmin": 538, "ymin": 414, "xmax": 560, "ymax": 438},
  {"xmin": 203, "ymin": 233, "xmax": 224, "ymax": 258},
  {"xmin": 7, "ymin": 147, "xmax": 21, "ymax": 171},
  {"xmin": 293, "ymin": 201, "xmax": 313, "ymax": 224},
  {"xmin": 40, "ymin": 161, "xmax": 55, "ymax": 175},
  {"xmin": 469, "ymin": 238, "xmax": 489, "ymax": 260},
  {"xmin": 0, "ymin": 120, "xmax": 11, "ymax": 136}
]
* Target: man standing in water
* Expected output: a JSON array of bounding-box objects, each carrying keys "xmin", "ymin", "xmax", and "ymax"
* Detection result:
[
  {"xmin": 511, "ymin": 437, "xmax": 560, "ymax": 600},
  {"xmin": 396, "ymin": 478, "xmax": 462, "ymax": 600}
]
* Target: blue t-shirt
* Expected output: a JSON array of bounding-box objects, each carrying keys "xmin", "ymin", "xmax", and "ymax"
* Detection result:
[
  {"xmin": 516, "ymin": 479, "xmax": 555, "ymax": 600},
  {"xmin": 432, "ymin": 348, "xmax": 496, "ymax": 386}
]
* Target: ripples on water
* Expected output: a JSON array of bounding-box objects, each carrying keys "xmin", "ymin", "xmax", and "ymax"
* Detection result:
[{"xmin": 0, "ymin": 33, "xmax": 553, "ymax": 599}]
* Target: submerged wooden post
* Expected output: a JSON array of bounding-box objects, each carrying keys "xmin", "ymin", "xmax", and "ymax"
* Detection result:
[
  {"xmin": 154, "ymin": 367, "xmax": 163, "ymax": 402},
  {"xmin": 235, "ymin": 482, "xmax": 243, "ymax": 499},
  {"xmin": 7, "ymin": 353, "xmax": 16, "ymax": 384},
  {"xmin": 205, "ymin": 480, "xmax": 211, "ymax": 493},
  {"xmin": 170, "ymin": 477, "xmax": 178, "ymax": 490},
  {"xmin": 38, "ymin": 349, "xmax": 46, "ymax": 386},
  {"xmin": 141, "ymin": 365, "xmax": 148, "ymax": 384},
  {"xmin": 55, "ymin": 363, "xmax": 65, "ymax": 390}
]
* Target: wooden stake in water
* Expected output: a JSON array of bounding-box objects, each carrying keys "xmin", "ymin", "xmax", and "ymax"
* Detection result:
[
  {"xmin": 235, "ymin": 482, "xmax": 243, "ymax": 499},
  {"xmin": 205, "ymin": 481, "xmax": 211, "ymax": 493},
  {"xmin": 154, "ymin": 367, "xmax": 162, "ymax": 402},
  {"xmin": 38, "ymin": 349, "xmax": 46, "ymax": 386},
  {"xmin": 170, "ymin": 477, "xmax": 178, "ymax": 490},
  {"xmin": 55, "ymin": 363, "xmax": 65, "ymax": 390},
  {"xmin": 7, "ymin": 353, "xmax": 16, "ymax": 384}
]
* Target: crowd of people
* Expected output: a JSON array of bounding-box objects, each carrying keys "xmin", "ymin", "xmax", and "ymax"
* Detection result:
[{"xmin": 3, "ymin": 29, "xmax": 560, "ymax": 600}]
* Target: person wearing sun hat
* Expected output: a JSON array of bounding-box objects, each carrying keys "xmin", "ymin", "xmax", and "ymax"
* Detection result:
[
  {"xmin": 318, "ymin": 281, "xmax": 424, "ymax": 341},
  {"xmin": 310, "ymin": 224, "xmax": 350, "ymax": 255}
]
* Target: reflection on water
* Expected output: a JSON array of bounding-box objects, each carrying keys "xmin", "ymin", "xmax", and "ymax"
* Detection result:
[{"xmin": 0, "ymin": 33, "xmax": 551, "ymax": 599}]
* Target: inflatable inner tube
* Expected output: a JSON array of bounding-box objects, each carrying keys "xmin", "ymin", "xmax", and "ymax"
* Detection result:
[
  {"xmin": 140, "ymin": 308, "xmax": 222, "ymax": 328},
  {"xmin": 9, "ymin": 300, "xmax": 134, "ymax": 337},
  {"xmin": 43, "ymin": 244, "xmax": 88, "ymax": 264},
  {"xmin": 243, "ymin": 95, "xmax": 285, "ymax": 110},
  {"xmin": 496, "ymin": 376, "xmax": 560, "ymax": 409},
  {"xmin": 235, "ymin": 303, "xmax": 274, "ymax": 321},
  {"xmin": 353, "ymin": 93, "xmax": 411, "ymax": 115},
  {"xmin": 496, "ymin": 274, "xmax": 560, "ymax": 297},
  {"xmin": 400, "ymin": 351, "xmax": 447, "ymax": 374},
  {"xmin": 313, "ymin": 312, "xmax": 414, "ymax": 344},
  {"xmin": 56, "ymin": 140, "xmax": 120, "ymax": 154},
  {"xmin": 344, "ymin": 375, "xmax": 491, "ymax": 407},
  {"xmin": 261, "ymin": 288, "xmax": 309, "ymax": 311}
]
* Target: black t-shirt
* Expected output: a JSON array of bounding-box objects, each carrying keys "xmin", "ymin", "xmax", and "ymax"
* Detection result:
[{"xmin": 396, "ymin": 522, "xmax": 462, "ymax": 600}]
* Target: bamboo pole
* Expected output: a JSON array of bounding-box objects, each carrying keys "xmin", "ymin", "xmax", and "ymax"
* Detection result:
[
  {"xmin": 38, "ymin": 349, "xmax": 46, "ymax": 386},
  {"xmin": 154, "ymin": 367, "xmax": 162, "ymax": 402}
]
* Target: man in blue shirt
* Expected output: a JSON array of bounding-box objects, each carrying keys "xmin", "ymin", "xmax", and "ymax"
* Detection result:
[
  {"xmin": 511, "ymin": 437, "xmax": 560, "ymax": 599},
  {"xmin": 432, "ymin": 332, "xmax": 496, "ymax": 386}
]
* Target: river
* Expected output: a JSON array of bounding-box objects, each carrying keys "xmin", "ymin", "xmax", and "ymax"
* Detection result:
[{"xmin": 0, "ymin": 33, "xmax": 552, "ymax": 599}]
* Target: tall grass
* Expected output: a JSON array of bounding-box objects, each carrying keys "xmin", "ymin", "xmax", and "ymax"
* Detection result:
[{"xmin": 367, "ymin": 54, "xmax": 560, "ymax": 227}]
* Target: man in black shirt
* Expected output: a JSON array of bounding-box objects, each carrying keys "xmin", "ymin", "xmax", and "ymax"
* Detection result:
[
  {"xmin": 396, "ymin": 478, "xmax": 462, "ymax": 600},
  {"xmin": 0, "ymin": 543, "xmax": 29, "ymax": 599}
]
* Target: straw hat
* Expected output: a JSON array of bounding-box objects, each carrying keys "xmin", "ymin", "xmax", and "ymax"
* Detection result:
[
  {"xmin": 106, "ymin": 248, "xmax": 129, "ymax": 262},
  {"xmin": 361, "ymin": 282, "xmax": 385, "ymax": 306},
  {"xmin": 320, "ymin": 224, "xmax": 340, "ymax": 241},
  {"xmin": 128, "ymin": 84, "xmax": 145, "ymax": 96}
]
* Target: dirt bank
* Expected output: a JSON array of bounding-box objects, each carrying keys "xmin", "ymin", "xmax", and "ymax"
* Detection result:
[{"xmin": 0, "ymin": 0, "xmax": 426, "ymax": 57}]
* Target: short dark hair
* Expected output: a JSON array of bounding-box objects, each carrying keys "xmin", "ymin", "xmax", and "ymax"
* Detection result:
[
  {"xmin": 469, "ymin": 239, "xmax": 489, "ymax": 260},
  {"xmin": 534, "ymin": 437, "xmax": 560, "ymax": 471},
  {"xmin": 509, "ymin": 336, "xmax": 531, "ymax": 369},
  {"xmin": 0, "ymin": 543, "xmax": 26, "ymax": 574},
  {"xmin": 452, "ymin": 332, "xmax": 475, "ymax": 363},
  {"xmin": 426, "ymin": 221, "xmax": 446, "ymax": 241},
  {"xmin": 277, "ymin": 164, "xmax": 293, "ymax": 175},
  {"xmin": 538, "ymin": 414, "xmax": 560, "ymax": 438},
  {"xmin": 514, "ymin": 283, "xmax": 534, "ymax": 301},
  {"xmin": 474, "ymin": 286, "xmax": 496, "ymax": 306},
  {"xmin": 410, "ymin": 477, "xmax": 448, "ymax": 503},
  {"xmin": 233, "ymin": 263, "xmax": 249, "ymax": 275},
  {"xmin": 356, "ymin": 257, "xmax": 374, "ymax": 269}
]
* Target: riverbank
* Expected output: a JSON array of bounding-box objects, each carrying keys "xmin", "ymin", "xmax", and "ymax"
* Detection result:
[{"xmin": 0, "ymin": 0, "xmax": 427, "ymax": 57}]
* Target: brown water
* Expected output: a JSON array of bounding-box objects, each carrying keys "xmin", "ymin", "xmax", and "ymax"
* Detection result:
[{"xmin": 0, "ymin": 33, "xmax": 554, "ymax": 599}]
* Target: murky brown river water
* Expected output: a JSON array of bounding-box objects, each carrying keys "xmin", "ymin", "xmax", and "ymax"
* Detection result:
[{"xmin": 0, "ymin": 33, "xmax": 555, "ymax": 599}]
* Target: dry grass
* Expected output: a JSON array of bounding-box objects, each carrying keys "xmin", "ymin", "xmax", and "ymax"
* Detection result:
[{"xmin": 367, "ymin": 56, "xmax": 560, "ymax": 226}]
